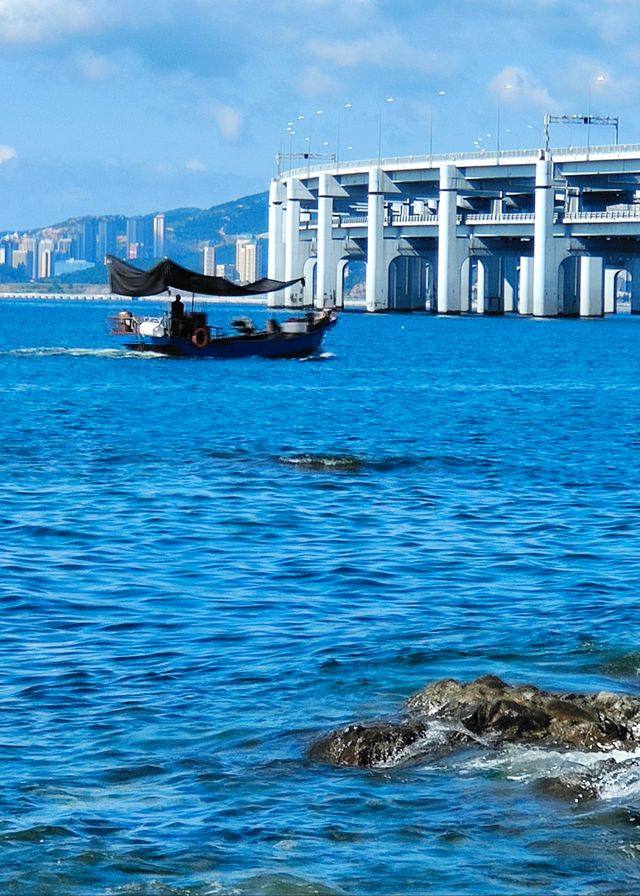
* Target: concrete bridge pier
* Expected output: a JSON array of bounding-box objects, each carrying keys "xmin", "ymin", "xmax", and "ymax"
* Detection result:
[
  {"xmin": 579, "ymin": 256, "xmax": 605, "ymax": 317},
  {"xmin": 518, "ymin": 256, "xmax": 534, "ymax": 314},
  {"xmin": 284, "ymin": 177, "xmax": 313, "ymax": 307},
  {"xmin": 366, "ymin": 167, "xmax": 401, "ymax": 312},
  {"xmin": 316, "ymin": 174, "xmax": 349, "ymax": 309},
  {"xmin": 267, "ymin": 179, "xmax": 286, "ymax": 308},
  {"xmin": 533, "ymin": 156, "xmax": 556, "ymax": 316},
  {"xmin": 437, "ymin": 164, "xmax": 466, "ymax": 313}
]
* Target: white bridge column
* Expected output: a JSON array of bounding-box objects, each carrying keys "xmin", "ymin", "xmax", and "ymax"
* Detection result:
[
  {"xmin": 533, "ymin": 155, "xmax": 556, "ymax": 317},
  {"xmin": 437, "ymin": 164, "xmax": 461, "ymax": 313},
  {"xmin": 316, "ymin": 173, "xmax": 348, "ymax": 309},
  {"xmin": 518, "ymin": 256, "xmax": 534, "ymax": 314},
  {"xmin": 267, "ymin": 179, "xmax": 285, "ymax": 308},
  {"xmin": 503, "ymin": 256, "xmax": 518, "ymax": 313},
  {"xmin": 284, "ymin": 177, "xmax": 313, "ymax": 307},
  {"xmin": 366, "ymin": 167, "xmax": 400, "ymax": 312},
  {"xmin": 579, "ymin": 256, "xmax": 604, "ymax": 317}
]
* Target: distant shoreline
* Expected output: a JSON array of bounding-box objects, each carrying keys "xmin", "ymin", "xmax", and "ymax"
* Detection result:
[{"xmin": 0, "ymin": 291, "xmax": 366, "ymax": 309}]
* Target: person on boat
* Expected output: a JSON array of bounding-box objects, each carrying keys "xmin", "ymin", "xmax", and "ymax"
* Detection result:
[
  {"xmin": 170, "ymin": 294, "xmax": 185, "ymax": 336},
  {"xmin": 171, "ymin": 294, "xmax": 184, "ymax": 318}
]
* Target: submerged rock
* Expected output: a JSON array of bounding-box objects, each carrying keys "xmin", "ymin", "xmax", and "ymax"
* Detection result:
[
  {"xmin": 308, "ymin": 721, "xmax": 429, "ymax": 767},
  {"xmin": 311, "ymin": 676, "xmax": 640, "ymax": 769}
]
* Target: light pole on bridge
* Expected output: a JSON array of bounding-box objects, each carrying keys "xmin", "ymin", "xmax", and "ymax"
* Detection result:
[{"xmin": 377, "ymin": 97, "xmax": 394, "ymax": 162}]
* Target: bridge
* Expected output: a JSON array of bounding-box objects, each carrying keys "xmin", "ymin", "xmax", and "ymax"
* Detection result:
[{"xmin": 266, "ymin": 143, "xmax": 640, "ymax": 315}]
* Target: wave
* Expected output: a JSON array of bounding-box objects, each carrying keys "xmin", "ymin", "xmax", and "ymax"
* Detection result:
[
  {"xmin": 277, "ymin": 453, "xmax": 365, "ymax": 472},
  {"xmin": 298, "ymin": 351, "xmax": 335, "ymax": 362},
  {"xmin": 458, "ymin": 743, "xmax": 640, "ymax": 804},
  {"xmin": 275, "ymin": 451, "xmax": 483, "ymax": 474},
  {"xmin": 3, "ymin": 347, "xmax": 161, "ymax": 359}
]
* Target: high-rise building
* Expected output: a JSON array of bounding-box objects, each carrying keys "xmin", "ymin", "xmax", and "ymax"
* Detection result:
[
  {"xmin": 235, "ymin": 238, "xmax": 260, "ymax": 284},
  {"xmin": 97, "ymin": 220, "xmax": 117, "ymax": 262},
  {"xmin": 153, "ymin": 214, "xmax": 165, "ymax": 257},
  {"xmin": 203, "ymin": 244, "xmax": 216, "ymax": 276},
  {"xmin": 127, "ymin": 216, "xmax": 154, "ymax": 260},
  {"xmin": 77, "ymin": 219, "xmax": 98, "ymax": 263},
  {"xmin": 216, "ymin": 263, "xmax": 236, "ymax": 281},
  {"xmin": 38, "ymin": 239, "xmax": 54, "ymax": 278}
]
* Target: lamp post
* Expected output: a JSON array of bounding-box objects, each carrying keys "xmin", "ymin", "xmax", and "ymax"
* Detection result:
[
  {"xmin": 336, "ymin": 102, "xmax": 352, "ymax": 169},
  {"xmin": 496, "ymin": 83, "xmax": 513, "ymax": 156},
  {"xmin": 377, "ymin": 96, "xmax": 394, "ymax": 162},
  {"xmin": 428, "ymin": 90, "xmax": 446, "ymax": 157},
  {"xmin": 587, "ymin": 74, "xmax": 605, "ymax": 153}
]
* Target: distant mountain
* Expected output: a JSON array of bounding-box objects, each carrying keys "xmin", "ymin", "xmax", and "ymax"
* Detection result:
[
  {"xmin": 0, "ymin": 191, "xmax": 270, "ymax": 288},
  {"xmin": 162, "ymin": 191, "xmax": 269, "ymax": 272}
]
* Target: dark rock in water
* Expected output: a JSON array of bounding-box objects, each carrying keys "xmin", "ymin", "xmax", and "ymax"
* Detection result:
[
  {"xmin": 535, "ymin": 755, "xmax": 640, "ymax": 803},
  {"xmin": 308, "ymin": 721, "xmax": 429, "ymax": 767},
  {"xmin": 310, "ymin": 676, "xmax": 640, "ymax": 768},
  {"xmin": 534, "ymin": 773, "xmax": 599, "ymax": 803},
  {"xmin": 406, "ymin": 675, "xmax": 640, "ymax": 750}
]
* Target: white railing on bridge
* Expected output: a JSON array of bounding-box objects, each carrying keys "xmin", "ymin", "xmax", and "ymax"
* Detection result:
[
  {"xmin": 563, "ymin": 207, "xmax": 640, "ymax": 222},
  {"xmin": 282, "ymin": 143, "xmax": 640, "ymax": 180},
  {"xmin": 464, "ymin": 213, "xmax": 536, "ymax": 223},
  {"xmin": 313, "ymin": 208, "xmax": 640, "ymax": 231}
]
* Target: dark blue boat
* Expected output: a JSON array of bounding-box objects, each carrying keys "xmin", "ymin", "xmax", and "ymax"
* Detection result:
[
  {"xmin": 107, "ymin": 255, "xmax": 337, "ymax": 359},
  {"xmin": 111, "ymin": 308, "xmax": 337, "ymax": 359}
]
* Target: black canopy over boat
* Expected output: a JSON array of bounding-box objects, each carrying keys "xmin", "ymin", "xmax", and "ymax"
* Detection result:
[
  {"xmin": 107, "ymin": 255, "xmax": 304, "ymax": 299},
  {"xmin": 107, "ymin": 256, "xmax": 337, "ymax": 359}
]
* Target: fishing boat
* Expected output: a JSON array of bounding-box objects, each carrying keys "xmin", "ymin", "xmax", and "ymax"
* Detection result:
[{"xmin": 107, "ymin": 256, "xmax": 337, "ymax": 359}]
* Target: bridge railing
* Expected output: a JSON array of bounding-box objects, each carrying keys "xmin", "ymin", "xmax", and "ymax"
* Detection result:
[
  {"xmin": 309, "ymin": 208, "xmax": 640, "ymax": 231},
  {"xmin": 282, "ymin": 144, "xmax": 640, "ymax": 180}
]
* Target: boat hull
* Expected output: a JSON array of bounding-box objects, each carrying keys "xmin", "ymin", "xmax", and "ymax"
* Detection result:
[{"xmin": 120, "ymin": 317, "xmax": 336, "ymax": 359}]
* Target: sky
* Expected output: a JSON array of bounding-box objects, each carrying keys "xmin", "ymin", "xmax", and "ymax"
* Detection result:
[{"xmin": 1, "ymin": 0, "xmax": 640, "ymax": 231}]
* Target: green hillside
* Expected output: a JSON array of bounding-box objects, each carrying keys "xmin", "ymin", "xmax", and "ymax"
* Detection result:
[{"xmin": 0, "ymin": 191, "xmax": 270, "ymax": 289}]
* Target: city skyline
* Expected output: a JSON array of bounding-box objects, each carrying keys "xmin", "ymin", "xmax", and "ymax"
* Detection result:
[{"xmin": 1, "ymin": 0, "xmax": 640, "ymax": 230}]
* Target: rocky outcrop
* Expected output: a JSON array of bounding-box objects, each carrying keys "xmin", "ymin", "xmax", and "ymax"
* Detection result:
[{"xmin": 310, "ymin": 675, "xmax": 640, "ymax": 768}]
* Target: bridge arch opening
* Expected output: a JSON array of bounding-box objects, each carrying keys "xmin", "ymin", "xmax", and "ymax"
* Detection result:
[
  {"xmin": 303, "ymin": 256, "xmax": 317, "ymax": 307},
  {"xmin": 605, "ymin": 267, "xmax": 632, "ymax": 314},
  {"xmin": 341, "ymin": 259, "xmax": 366, "ymax": 306},
  {"xmin": 388, "ymin": 256, "xmax": 432, "ymax": 311},
  {"xmin": 558, "ymin": 256, "xmax": 580, "ymax": 317}
]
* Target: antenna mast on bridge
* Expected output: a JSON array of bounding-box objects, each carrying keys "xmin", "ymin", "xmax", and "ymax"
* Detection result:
[{"xmin": 543, "ymin": 113, "xmax": 620, "ymax": 153}]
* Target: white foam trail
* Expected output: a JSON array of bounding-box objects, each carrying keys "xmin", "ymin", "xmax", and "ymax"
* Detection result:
[
  {"xmin": 299, "ymin": 352, "xmax": 335, "ymax": 362},
  {"xmin": 4, "ymin": 347, "xmax": 162, "ymax": 359}
]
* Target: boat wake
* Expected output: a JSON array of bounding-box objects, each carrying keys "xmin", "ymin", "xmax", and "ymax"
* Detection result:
[
  {"xmin": 4, "ymin": 347, "xmax": 163, "ymax": 359},
  {"xmin": 298, "ymin": 351, "xmax": 335, "ymax": 362}
]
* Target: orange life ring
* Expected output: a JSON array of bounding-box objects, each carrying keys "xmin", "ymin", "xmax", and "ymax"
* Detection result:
[{"xmin": 192, "ymin": 327, "xmax": 209, "ymax": 348}]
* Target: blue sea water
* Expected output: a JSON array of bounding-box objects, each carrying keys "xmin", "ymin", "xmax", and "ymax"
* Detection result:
[{"xmin": 2, "ymin": 298, "xmax": 640, "ymax": 895}]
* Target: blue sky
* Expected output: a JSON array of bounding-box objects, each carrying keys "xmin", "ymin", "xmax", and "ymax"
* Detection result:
[{"xmin": 1, "ymin": 0, "xmax": 639, "ymax": 230}]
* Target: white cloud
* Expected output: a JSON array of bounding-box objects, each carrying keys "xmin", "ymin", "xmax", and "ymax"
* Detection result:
[
  {"xmin": 0, "ymin": 0, "xmax": 105, "ymax": 43},
  {"xmin": 0, "ymin": 0, "xmax": 173, "ymax": 44},
  {"xmin": 307, "ymin": 31, "xmax": 453, "ymax": 75},
  {"xmin": 185, "ymin": 159, "xmax": 207, "ymax": 173},
  {"xmin": 297, "ymin": 65, "xmax": 341, "ymax": 97},
  {"xmin": 0, "ymin": 145, "xmax": 17, "ymax": 164},
  {"xmin": 74, "ymin": 50, "xmax": 122, "ymax": 81},
  {"xmin": 489, "ymin": 67, "xmax": 558, "ymax": 112},
  {"xmin": 209, "ymin": 103, "xmax": 243, "ymax": 141},
  {"xmin": 587, "ymin": 0, "xmax": 640, "ymax": 44}
]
